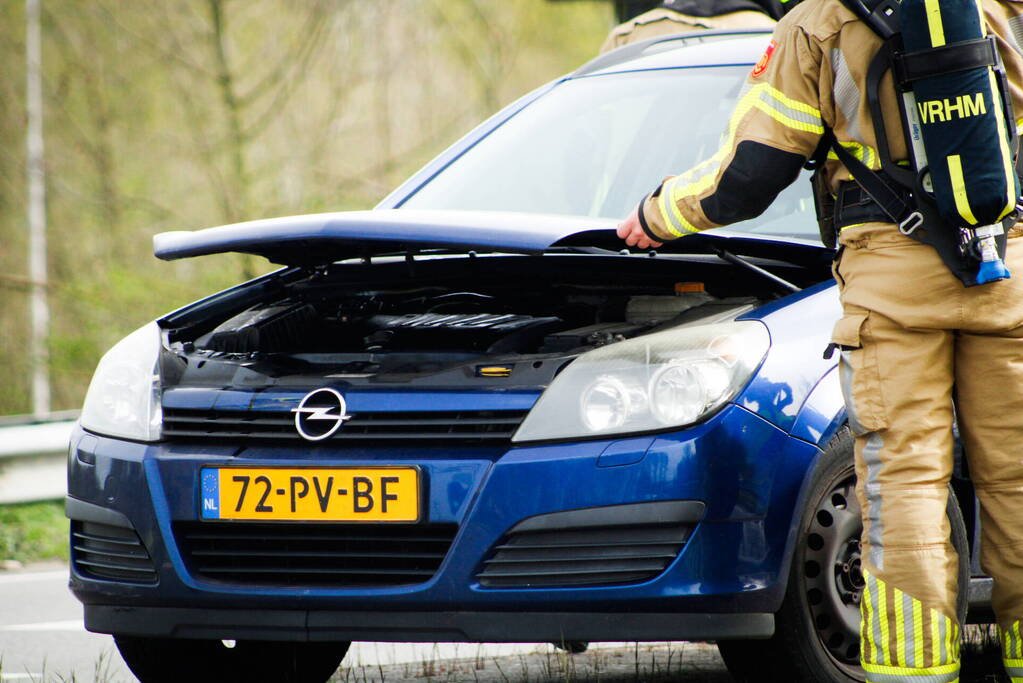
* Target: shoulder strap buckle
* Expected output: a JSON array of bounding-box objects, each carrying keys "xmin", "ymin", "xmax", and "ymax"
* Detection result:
[{"xmin": 899, "ymin": 211, "xmax": 924, "ymax": 235}]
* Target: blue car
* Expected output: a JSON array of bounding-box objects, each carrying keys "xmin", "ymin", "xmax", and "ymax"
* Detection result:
[{"xmin": 68, "ymin": 30, "xmax": 982, "ymax": 683}]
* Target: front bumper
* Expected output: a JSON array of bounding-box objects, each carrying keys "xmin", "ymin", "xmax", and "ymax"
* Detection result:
[
  {"xmin": 84, "ymin": 605, "xmax": 774, "ymax": 642},
  {"xmin": 68, "ymin": 403, "xmax": 820, "ymax": 642}
]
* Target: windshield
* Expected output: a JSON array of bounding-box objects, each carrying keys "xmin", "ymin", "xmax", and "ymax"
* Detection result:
[{"xmin": 401, "ymin": 67, "xmax": 818, "ymax": 241}]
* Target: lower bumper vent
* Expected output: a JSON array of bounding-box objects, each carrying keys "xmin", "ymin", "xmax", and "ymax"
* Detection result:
[
  {"xmin": 174, "ymin": 521, "xmax": 458, "ymax": 588},
  {"xmin": 477, "ymin": 501, "xmax": 704, "ymax": 588},
  {"xmin": 72, "ymin": 521, "xmax": 158, "ymax": 584}
]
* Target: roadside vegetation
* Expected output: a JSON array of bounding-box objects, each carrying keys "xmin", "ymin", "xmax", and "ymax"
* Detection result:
[
  {"xmin": 0, "ymin": 0, "xmax": 613, "ymax": 418},
  {"xmin": 0, "ymin": 500, "xmax": 68, "ymax": 565}
]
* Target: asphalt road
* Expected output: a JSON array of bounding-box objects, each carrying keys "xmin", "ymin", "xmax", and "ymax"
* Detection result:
[
  {"xmin": 0, "ymin": 564, "xmax": 732, "ymax": 683},
  {"xmin": 0, "ymin": 565, "xmax": 1007, "ymax": 683}
]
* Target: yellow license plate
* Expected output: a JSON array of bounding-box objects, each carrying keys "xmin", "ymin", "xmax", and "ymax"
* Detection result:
[{"xmin": 200, "ymin": 467, "xmax": 420, "ymax": 522}]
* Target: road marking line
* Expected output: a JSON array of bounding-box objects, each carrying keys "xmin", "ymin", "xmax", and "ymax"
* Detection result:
[
  {"xmin": 0, "ymin": 570, "xmax": 67, "ymax": 585},
  {"xmin": 0, "ymin": 619, "xmax": 83, "ymax": 632}
]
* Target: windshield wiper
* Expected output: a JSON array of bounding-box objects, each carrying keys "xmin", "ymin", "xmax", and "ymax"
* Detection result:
[{"xmin": 713, "ymin": 247, "xmax": 801, "ymax": 293}]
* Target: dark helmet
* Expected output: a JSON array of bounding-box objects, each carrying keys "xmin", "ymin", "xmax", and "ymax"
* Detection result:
[{"xmin": 661, "ymin": 0, "xmax": 800, "ymax": 20}]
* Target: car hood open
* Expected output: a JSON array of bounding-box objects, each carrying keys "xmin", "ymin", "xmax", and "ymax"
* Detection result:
[{"xmin": 153, "ymin": 209, "xmax": 831, "ymax": 269}]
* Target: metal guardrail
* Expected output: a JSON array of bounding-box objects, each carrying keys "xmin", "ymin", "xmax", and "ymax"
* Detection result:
[{"xmin": 0, "ymin": 411, "xmax": 78, "ymax": 504}]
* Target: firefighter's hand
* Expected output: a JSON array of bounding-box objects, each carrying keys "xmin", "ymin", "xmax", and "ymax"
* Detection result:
[{"xmin": 617, "ymin": 206, "xmax": 663, "ymax": 250}]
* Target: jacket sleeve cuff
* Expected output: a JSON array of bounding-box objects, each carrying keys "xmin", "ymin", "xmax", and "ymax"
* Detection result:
[{"xmin": 638, "ymin": 184, "xmax": 677, "ymax": 242}]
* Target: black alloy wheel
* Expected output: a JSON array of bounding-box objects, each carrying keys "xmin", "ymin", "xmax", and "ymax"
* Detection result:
[
  {"xmin": 113, "ymin": 636, "xmax": 349, "ymax": 683},
  {"xmin": 718, "ymin": 427, "xmax": 969, "ymax": 683}
]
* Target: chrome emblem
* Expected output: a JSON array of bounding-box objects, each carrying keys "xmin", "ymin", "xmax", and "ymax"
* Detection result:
[{"xmin": 292, "ymin": 388, "xmax": 352, "ymax": 441}]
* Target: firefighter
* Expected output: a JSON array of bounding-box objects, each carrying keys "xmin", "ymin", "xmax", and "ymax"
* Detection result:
[
  {"xmin": 599, "ymin": 0, "xmax": 780, "ymax": 54},
  {"xmin": 616, "ymin": 0, "xmax": 1023, "ymax": 680}
]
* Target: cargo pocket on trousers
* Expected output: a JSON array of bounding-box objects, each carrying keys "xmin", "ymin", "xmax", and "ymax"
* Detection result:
[{"xmin": 831, "ymin": 310, "xmax": 888, "ymax": 436}]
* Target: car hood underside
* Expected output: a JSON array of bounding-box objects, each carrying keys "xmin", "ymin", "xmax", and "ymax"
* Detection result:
[{"xmin": 153, "ymin": 209, "xmax": 831, "ymax": 269}]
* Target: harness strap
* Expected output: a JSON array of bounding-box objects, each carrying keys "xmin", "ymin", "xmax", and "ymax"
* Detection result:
[
  {"xmin": 865, "ymin": 41, "xmax": 919, "ymax": 189},
  {"xmin": 824, "ymin": 128, "xmax": 920, "ymax": 229},
  {"xmin": 893, "ymin": 37, "xmax": 998, "ymax": 87}
]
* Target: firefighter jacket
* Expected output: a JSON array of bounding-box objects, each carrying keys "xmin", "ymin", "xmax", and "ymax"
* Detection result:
[
  {"xmin": 600, "ymin": 3, "xmax": 776, "ymax": 54},
  {"xmin": 635, "ymin": 0, "xmax": 1023, "ymax": 244}
]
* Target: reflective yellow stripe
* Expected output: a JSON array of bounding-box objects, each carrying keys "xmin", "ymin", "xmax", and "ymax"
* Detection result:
[
  {"xmin": 764, "ymin": 84, "xmax": 820, "ymax": 117},
  {"xmin": 755, "ymin": 83, "xmax": 823, "ymax": 134},
  {"xmin": 878, "ymin": 578, "xmax": 890, "ymax": 665},
  {"xmin": 863, "ymin": 659, "xmax": 960, "ymax": 683},
  {"xmin": 827, "ymin": 141, "xmax": 879, "ymax": 170},
  {"xmin": 946, "ymin": 616, "xmax": 955, "ymax": 663},
  {"xmin": 864, "ymin": 576, "xmax": 877, "ymax": 663},
  {"xmin": 1015, "ymin": 621, "xmax": 1022, "ymax": 658},
  {"xmin": 931, "ymin": 610, "xmax": 941, "ymax": 667},
  {"xmin": 914, "ymin": 598, "xmax": 924, "ymax": 668},
  {"xmin": 988, "ymin": 70, "xmax": 1018, "ymax": 221},
  {"xmin": 947, "ymin": 155, "xmax": 977, "ymax": 225},
  {"xmin": 895, "ymin": 587, "xmax": 907, "ymax": 666},
  {"xmin": 1005, "ymin": 656, "xmax": 1023, "ymax": 669},
  {"xmin": 657, "ymin": 177, "xmax": 697, "ymax": 238},
  {"xmin": 925, "ymin": 0, "xmax": 946, "ymax": 47},
  {"xmin": 892, "ymin": 588, "xmax": 908, "ymax": 662},
  {"xmin": 753, "ymin": 99, "xmax": 824, "ymax": 134},
  {"xmin": 862, "ymin": 660, "xmax": 960, "ymax": 675}
]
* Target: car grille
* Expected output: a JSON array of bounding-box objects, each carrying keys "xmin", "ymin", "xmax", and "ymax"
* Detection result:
[
  {"xmin": 71, "ymin": 521, "xmax": 158, "ymax": 584},
  {"xmin": 477, "ymin": 501, "xmax": 701, "ymax": 588},
  {"xmin": 174, "ymin": 521, "xmax": 458, "ymax": 587},
  {"xmin": 162, "ymin": 408, "xmax": 528, "ymax": 444}
]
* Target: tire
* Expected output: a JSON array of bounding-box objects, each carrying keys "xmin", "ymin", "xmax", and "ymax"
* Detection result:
[
  {"xmin": 717, "ymin": 427, "xmax": 969, "ymax": 683},
  {"xmin": 113, "ymin": 636, "xmax": 349, "ymax": 683},
  {"xmin": 552, "ymin": 640, "xmax": 590, "ymax": 654}
]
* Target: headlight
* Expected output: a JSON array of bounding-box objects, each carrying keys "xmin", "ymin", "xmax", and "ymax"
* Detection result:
[
  {"xmin": 512, "ymin": 321, "xmax": 769, "ymax": 442},
  {"xmin": 80, "ymin": 322, "xmax": 163, "ymax": 442}
]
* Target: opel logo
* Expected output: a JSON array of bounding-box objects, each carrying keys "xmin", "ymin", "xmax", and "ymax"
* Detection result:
[{"xmin": 292, "ymin": 388, "xmax": 352, "ymax": 441}]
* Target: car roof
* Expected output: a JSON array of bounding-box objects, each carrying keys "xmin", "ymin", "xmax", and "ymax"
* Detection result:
[{"xmin": 573, "ymin": 29, "xmax": 773, "ymax": 78}]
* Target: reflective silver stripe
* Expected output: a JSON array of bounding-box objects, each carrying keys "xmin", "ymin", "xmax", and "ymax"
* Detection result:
[
  {"xmin": 864, "ymin": 669, "xmax": 959, "ymax": 683},
  {"xmin": 1006, "ymin": 665, "xmax": 1023, "ymax": 678},
  {"xmin": 904, "ymin": 591, "xmax": 916, "ymax": 667},
  {"xmin": 1010, "ymin": 15, "xmax": 1023, "ymax": 56},
  {"xmin": 660, "ymin": 177, "xmax": 696, "ymax": 237},
  {"xmin": 939, "ymin": 615, "xmax": 948, "ymax": 666},
  {"xmin": 757, "ymin": 88, "xmax": 824, "ymax": 129},
  {"xmin": 839, "ymin": 352, "xmax": 866, "ymax": 435},
  {"xmin": 1011, "ymin": 625, "xmax": 1018, "ymax": 659},
  {"xmin": 863, "ymin": 432, "xmax": 885, "ymax": 570},
  {"xmin": 871, "ymin": 573, "xmax": 886, "ymax": 665},
  {"xmin": 831, "ymin": 49, "xmax": 862, "ymax": 141}
]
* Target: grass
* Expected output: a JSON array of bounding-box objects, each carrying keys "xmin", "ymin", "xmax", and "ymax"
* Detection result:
[
  {"xmin": 330, "ymin": 642, "xmax": 734, "ymax": 683},
  {"xmin": 0, "ymin": 637, "xmax": 1015, "ymax": 682},
  {"xmin": 0, "ymin": 500, "xmax": 69, "ymax": 565}
]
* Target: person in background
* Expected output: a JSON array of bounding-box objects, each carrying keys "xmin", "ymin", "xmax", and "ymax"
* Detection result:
[{"xmin": 600, "ymin": 0, "xmax": 787, "ymax": 53}]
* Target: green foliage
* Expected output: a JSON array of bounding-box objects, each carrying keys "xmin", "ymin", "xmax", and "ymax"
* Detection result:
[
  {"xmin": 0, "ymin": 500, "xmax": 69, "ymax": 564},
  {"xmin": 0, "ymin": 0, "xmax": 614, "ymax": 416}
]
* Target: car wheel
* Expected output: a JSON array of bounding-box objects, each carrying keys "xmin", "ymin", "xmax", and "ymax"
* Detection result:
[
  {"xmin": 552, "ymin": 640, "xmax": 590, "ymax": 653},
  {"xmin": 717, "ymin": 427, "xmax": 969, "ymax": 683},
  {"xmin": 113, "ymin": 636, "xmax": 349, "ymax": 683}
]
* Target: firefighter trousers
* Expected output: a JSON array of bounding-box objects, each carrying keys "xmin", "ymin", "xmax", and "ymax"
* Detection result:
[{"xmin": 832, "ymin": 222, "xmax": 1023, "ymax": 682}]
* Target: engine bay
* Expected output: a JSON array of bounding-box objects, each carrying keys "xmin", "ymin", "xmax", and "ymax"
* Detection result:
[{"xmin": 163, "ymin": 253, "xmax": 819, "ymax": 387}]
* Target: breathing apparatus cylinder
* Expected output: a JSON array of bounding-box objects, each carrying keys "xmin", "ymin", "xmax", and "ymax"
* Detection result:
[{"xmin": 900, "ymin": 0, "xmax": 1019, "ymax": 284}]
